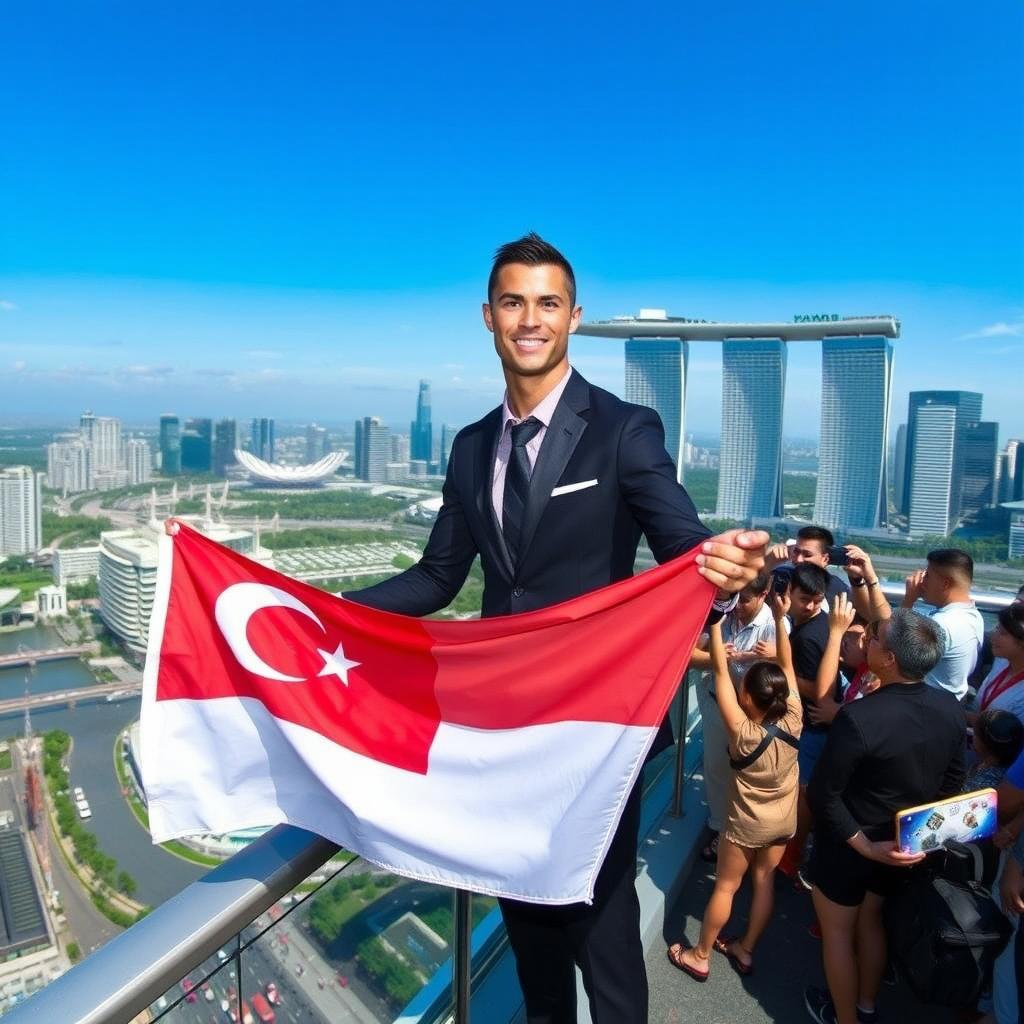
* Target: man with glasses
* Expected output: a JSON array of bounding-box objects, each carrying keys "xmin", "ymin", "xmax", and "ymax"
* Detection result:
[{"xmin": 803, "ymin": 610, "xmax": 966, "ymax": 1024}]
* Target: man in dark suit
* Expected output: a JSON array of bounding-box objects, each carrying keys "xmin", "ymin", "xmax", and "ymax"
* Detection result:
[{"xmin": 348, "ymin": 233, "xmax": 768, "ymax": 1024}]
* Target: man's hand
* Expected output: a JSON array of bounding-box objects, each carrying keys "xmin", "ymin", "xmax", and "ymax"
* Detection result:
[
  {"xmin": 854, "ymin": 836, "xmax": 926, "ymax": 867},
  {"xmin": 769, "ymin": 588, "xmax": 791, "ymax": 620},
  {"xmin": 807, "ymin": 697, "xmax": 842, "ymax": 726},
  {"xmin": 752, "ymin": 639, "xmax": 776, "ymax": 659},
  {"xmin": 844, "ymin": 544, "xmax": 877, "ymax": 585},
  {"xmin": 764, "ymin": 542, "xmax": 791, "ymax": 571},
  {"xmin": 903, "ymin": 569, "xmax": 926, "ymax": 607},
  {"xmin": 829, "ymin": 593, "xmax": 856, "ymax": 636},
  {"xmin": 697, "ymin": 529, "xmax": 770, "ymax": 596}
]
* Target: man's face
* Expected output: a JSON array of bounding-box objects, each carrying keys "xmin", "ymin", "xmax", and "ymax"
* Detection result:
[
  {"xmin": 791, "ymin": 538, "xmax": 828, "ymax": 568},
  {"xmin": 483, "ymin": 263, "xmax": 581, "ymax": 384},
  {"xmin": 920, "ymin": 564, "xmax": 950, "ymax": 606},
  {"xmin": 790, "ymin": 586, "xmax": 824, "ymax": 624},
  {"xmin": 735, "ymin": 589, "xmax": 767, "ymax": 623},
  {"xmin": 866, "ymin": 619, "xmax": 894, "ymax": 676},
  {"xmin": 840, "ymin": 624, "xmax": 867, "ymax": 669}
]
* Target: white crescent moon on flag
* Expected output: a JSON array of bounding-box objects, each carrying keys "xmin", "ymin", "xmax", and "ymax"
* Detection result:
[{"xmin": 214, "ymin": 582, "xmax": 325, "ymax": 683}]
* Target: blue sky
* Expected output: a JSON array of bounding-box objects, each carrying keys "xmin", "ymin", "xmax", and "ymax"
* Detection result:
[{"xmin": 1, "ymin": 2, "xmax": 1021, "ymax": 440}]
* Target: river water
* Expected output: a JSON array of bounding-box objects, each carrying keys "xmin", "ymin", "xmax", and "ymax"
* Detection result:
[{"xmin": 0, "ymin": 628, "xmax": 206, "ymax": 906}]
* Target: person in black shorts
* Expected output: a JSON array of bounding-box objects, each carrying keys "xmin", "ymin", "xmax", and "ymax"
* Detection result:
[{"xmin": 803, "ymin": 610, "xmax": 966, "ymax": 1024}]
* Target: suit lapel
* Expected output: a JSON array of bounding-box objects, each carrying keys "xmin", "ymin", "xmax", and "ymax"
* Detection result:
[
  {"xmin": 474, "ymin": 408, "xmax": 515, "ymax": 579},
  {"xmin": 516, "ymin": 371, "xmax": 590, "ymax": 568}
]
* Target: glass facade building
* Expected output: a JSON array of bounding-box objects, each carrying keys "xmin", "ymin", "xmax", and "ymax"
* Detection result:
[
  {"xmin": 624, "ymin": 339, "xmax": 687, "ymax": 482},
  {"xmin": 716, "ymin": 339, "xmax": 787, "ymax": 519},
  {"xmin": 159, "ymin": 414, "xmax": 181, "ymax": 476},
  {"xmin": 960, "ymin": 421, "xmax": 999, "ymax": 518},
  {"xmin": 411, "ymin": 379, "xmax": 433, "ymax": 464},
  {"xmin": 907, "ymin": 404, "xmax": 958, "ymax": 535},
  {"xmin": 901, "ymin": 390, "xmax": 982, "ymax": 515},
  {"xmin": 814, "ymin": 336, "xmax": 893, "ymax": 530}
]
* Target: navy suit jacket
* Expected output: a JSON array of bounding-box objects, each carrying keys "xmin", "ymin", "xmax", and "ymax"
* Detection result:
[{"xmin": 348, "ymin": 369, "xmax": 713, "ymax": 750}]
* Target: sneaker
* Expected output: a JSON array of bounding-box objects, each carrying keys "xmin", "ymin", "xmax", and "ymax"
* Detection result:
[
  {"xmin": 804, "ymin": 986, "xmax": 837, "ymax": 1024},
  {"xmin": 856, "ymin": 1006, "xmax": 881, "ymax": 1023}
]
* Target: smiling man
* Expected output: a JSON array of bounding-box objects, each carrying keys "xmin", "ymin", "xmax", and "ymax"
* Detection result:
[{"xmin": 348, "ymin": 232, "xmax": 768, "ymax": 1023}]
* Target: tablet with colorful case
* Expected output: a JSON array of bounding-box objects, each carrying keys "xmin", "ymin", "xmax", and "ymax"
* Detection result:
[{"xmin": 895, "ymin": 788, "xmax": 998, "ymax": 855}]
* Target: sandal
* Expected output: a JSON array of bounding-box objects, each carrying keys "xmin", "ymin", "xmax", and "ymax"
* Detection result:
[
  {"xmin": 700, "ymin": 832, "xmax": 720, "ymax": 863},
  {"xmin": 713, "ymin": 936, "xmax": 753, "ymax": 976},
  {"xmin": 666, "ymin": 942, "xmax": 710, "ymax": 983}
]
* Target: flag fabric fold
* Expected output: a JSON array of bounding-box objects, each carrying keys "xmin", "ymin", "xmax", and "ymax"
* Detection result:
[{"xmin": 140, "ymin": 522, "xmax": 714, "ymax": 904}]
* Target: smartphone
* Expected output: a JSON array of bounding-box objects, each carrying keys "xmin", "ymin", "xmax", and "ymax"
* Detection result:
[
  {"xmin": 772, "ymin": 568, "xmax": 791, "ymax": 594},
  {"xmin": 826, "ymin": 545, "xmax": 850, "ymax": 567},
  {"xmin": 895, "ymin": 788, "xmax": 997, "ymax": 855}
]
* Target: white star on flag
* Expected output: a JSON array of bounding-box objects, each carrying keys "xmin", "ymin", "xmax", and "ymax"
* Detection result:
[{"xmin": 317, "ymin": 641, "xmax": 361, "ymax": 686}]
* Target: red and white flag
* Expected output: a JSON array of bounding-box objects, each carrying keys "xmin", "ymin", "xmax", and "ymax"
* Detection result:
[{"xmin": 141, "ymin": 522, "xmax": 713, "ymax": 904}]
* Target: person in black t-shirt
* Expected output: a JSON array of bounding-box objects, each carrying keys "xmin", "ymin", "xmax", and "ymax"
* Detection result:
[
  {"xmin": 803, "ymin": 609, "xmax": 966, "ymax": 1024},
  {"xmin": 778, "ymin": 563, "xmax": 838, "ymax": 880}
]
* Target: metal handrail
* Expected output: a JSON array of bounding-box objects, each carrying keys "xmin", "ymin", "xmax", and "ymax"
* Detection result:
[{"xmin": 3, "ymin": 825, "xmax": 339, "ymax": 1024}]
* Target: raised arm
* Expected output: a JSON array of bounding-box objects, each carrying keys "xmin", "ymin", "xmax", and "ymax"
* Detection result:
[
  {"xmin": 844, "ymin": 545, "xmax": 890, "ymax": 623},
  {"xmin": 813, "ymin": 593, "xmax": 856, "ymax": 703},
  {"xmin": 709, "ymin": 620, "xmax": 746, "ymax": 740},
  {"xmin": 768, "ymin": 589, "xmax": 796, "ymax": 693}
]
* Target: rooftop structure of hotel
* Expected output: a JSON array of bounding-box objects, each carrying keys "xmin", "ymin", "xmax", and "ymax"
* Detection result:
[{"xmin": 577, "ymin": 311, "xmax": 900, "ymax": 529}]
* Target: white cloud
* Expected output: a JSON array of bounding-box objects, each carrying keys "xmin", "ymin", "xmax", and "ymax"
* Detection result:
[
  {"xmin": 958, "ymin": 320, "xmax": 1024, "ymax": 340},
  {"xmin": 11, "ymin": 360, "xmax": 25, "ymax": 370},
  {"xmin": 0, "ymin": 300, "xmax": 16, "ymax": 311}
]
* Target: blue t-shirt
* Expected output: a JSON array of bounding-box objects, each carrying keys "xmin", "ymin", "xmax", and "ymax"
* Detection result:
[{"xmin": 1007, "ymin": 748, "xmax": 1024, "ymax": 790}]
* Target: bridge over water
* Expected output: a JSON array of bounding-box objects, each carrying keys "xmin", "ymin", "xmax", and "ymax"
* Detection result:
[
  {"xmin": 0, "ymin": 646, "xmax": 93, "ymax": 669},
  {"xmin": 0, "ymin": 683, "xmax": 140, "ymax": 717}
]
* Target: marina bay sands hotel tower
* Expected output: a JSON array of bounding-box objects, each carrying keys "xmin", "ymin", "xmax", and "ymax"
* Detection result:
[{"xmin": 576, "ymin": 312, "xmax": 900, "ymax": 531}]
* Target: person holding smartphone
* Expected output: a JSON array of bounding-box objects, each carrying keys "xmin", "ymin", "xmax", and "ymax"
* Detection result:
[{"xmin": 765, "ymin": 525, "xmax": 851, "ymax": 610}]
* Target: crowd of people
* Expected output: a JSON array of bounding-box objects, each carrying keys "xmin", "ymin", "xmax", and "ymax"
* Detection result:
[{"xmin": 668, "ymin": 524, "xmax": 1024, "ymax": 1024}]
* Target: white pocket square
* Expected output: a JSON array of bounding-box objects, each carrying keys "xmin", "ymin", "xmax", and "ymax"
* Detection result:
[{"xmin": 551, "ymin": 479, "xmax": 598, "ymax": 497}]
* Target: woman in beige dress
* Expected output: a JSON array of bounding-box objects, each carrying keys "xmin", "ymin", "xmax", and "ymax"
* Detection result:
[{"xmin": 668, "ymin": 590, "xmax": 802, "ymax": 981}]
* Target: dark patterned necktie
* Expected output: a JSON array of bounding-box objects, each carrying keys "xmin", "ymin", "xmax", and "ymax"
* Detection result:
[{"xmin": 502, "ymin": 416, "xmax": 543, "ymax": 566}]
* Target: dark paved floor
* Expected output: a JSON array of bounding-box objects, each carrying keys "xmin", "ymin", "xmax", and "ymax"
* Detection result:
[{"xmin": 647, "ymin": 854, "xmax": 959, "ymax": 1024}]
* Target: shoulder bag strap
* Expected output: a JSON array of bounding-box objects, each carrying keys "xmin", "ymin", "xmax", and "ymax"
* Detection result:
[{"xmin": 729, "ymin": 722, "xmax": 800, "ymax": 771}]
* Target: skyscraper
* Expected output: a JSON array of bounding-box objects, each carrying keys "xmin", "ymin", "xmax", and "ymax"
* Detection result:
[
  {"xmin": 125, "ymin": 439, "xmax": 152, "ymax": 486},
  {"xmin": 89, "ymin": 416, "xmax": 122, "ymax": 474},
  {"xmin": 908, "ymin": 404, "xmax": 958, "ymax": 536},
  {"xmin": 901, "ymin": 391, "xmax": 982, "ymax": 515},
  {"xmin": 959, "ymin": 421, "xmax": 999, "ymax": 517},
  {"xmin": 213, "ymin": 419, "xmax": 238, "ymax": 477},
  {"xmin": 411, "ymin": 380, "xmax": 432, "ymax": 464},
  {"xmin": 305, "ymin": 423, "xmax": 330, "ymax": 463},
  {"xmin": 1000, "ymin": 440, "xmax": 1023, "ymax": 503},
  {"xmin": 0, "ymin": 467, "xmax": 42, "ymax": 556},
  {"xmin": 892, "ymin": 423, "xmax": 908, "ymax": 515},
  {"xmin": 624, "ymin": 339, "xmax": 687, "ymax": 483},
  {"xmin": 904, "ymin": 391, "xmax": 984, "ymax": 532},
  {"xmin": 716, "ymin": 339, "xmax": 786, "ymax": 519},
  {"xmin": 355, "ymin": 417, "xmax": 390, "ymax": 483},
  {"xmin": 250, "ymin": 418, "xmax": 275, "ymax": 462},
  {"xmin": 181, "ymin": 418, "xmax": 213, "ymax": 473},
  {"xmin": 47, "ymin": 439, "xmax": 93, "ymax": 493},
  {"xmin": 159, "ymin": 414, "xmax": 181, "ymax": 475},
  {"xmin": 440, "ymin": 424, "xmax": 460, "ymax": 476},
  {"xmin": 814, "ymin": 336, "xmax": 893, "ymax": 530}
]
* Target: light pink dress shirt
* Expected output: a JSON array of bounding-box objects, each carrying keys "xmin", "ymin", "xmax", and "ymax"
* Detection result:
[{"xmin": 490, "ymin": 366, "xmax": 573, "ymax": 525}]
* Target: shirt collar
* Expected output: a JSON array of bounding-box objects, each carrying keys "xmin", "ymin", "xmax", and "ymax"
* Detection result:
[
  {"xmin": 733, "ymin": 600, "xmax": 773, "ymax": 632},
  {"xmin": 501, "ymin": 366, "xmax": 573, "ymax": 432}
]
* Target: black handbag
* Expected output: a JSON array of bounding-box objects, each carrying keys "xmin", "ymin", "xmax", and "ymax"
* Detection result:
[{"xmin": 885, "ymin": 843, "xmax": 1012, "ymax": 1008}]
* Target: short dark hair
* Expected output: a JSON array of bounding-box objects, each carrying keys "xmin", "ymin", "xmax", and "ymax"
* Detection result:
[
  {"xmin": 998, "ymin": 604, "xmax": 1024, "ymax": 644},
  {"xmin": 975, "ymin": 709, "xmax": 1024, "ymax": 768},
  {"xmin": 797, "ymin": 525, "xmax": 835, "ymax": 549},
  {"xmin": 487, "ymin": 232, "xmax": 576, "ymax": 307},
  {"xmin": 742, "ymin": 661, "xmax": 790, "ymax": 723},
  {"xmin": 791, "ymin": 563, "xmax": 829, "ymax": 598},
  {"xmin": 743, "ymin": 572, "xmax": 772, "ymax": 596},
  {"xmin": 927, "ymin": 548, "xmax": 974, "ymax": 584},
  {"xmin": 882, "ymin": 609, "xmax": 946, "ymax": 680}
]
